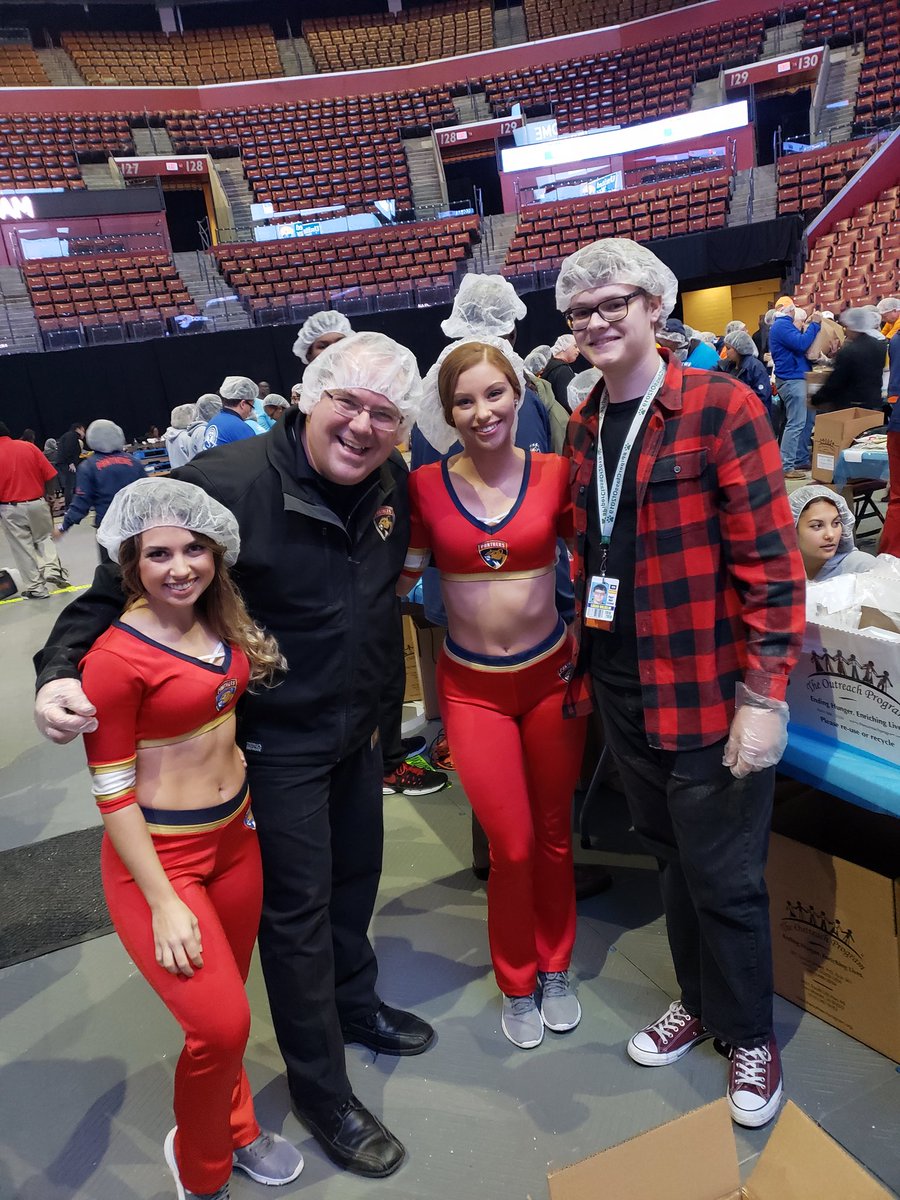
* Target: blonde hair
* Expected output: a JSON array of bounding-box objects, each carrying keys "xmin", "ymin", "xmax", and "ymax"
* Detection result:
[{"xmin": 119, "ymin": 532, "xmax": 285, "ymax": 687}]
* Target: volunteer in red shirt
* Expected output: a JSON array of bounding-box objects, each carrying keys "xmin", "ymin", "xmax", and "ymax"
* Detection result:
[
  {"xmin": 0, "ymin": 421, "xmax": 69, "ymax": 598},
  {"xmin": 557, "ymin": 238, "xmax": 805, "ymax": 1128}
]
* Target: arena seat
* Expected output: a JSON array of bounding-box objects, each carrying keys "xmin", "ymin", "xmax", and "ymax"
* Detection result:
[
  {"xmin": 210, "ymin": 216, "xmax": 479, "ymax": 317},
  {"xmin": 0, "ymin": 112, "xmax": 134, "ymax": 189},
  {"xmin": 523, "ymin": 0, "xmax": 693, "ymax": 40},
  {"xmin": 502, "ymin": 169, "xmax": 734, "ymax": 278},
  {"xmin": 166, "ymin": 89, "xmax": 456, "ymax": 212},
  {"xmin": 61, "ymin": 25, "xmax": 282, "ymax": 87},
  {"xmin": 23, "ymin": 251, "xmax": 199, "ymax": 347},
  {"xmin": 482, "ymin": 18, "xmax": 765, "ymax": 132},
  {"xmin": 0, "ymin": 44, "xmax": 51, "ymax": 87},
  {"xmin": 303, "ymin": 1, "xmax": 493, "ymax": 72},
  {"xmin": 793, "ymin": 186, "xmax": 900, "ymax": 311},
  {"xmin": 801, "ymin": 0, "xmax": 900, "ymax": 132},
  {"xmin": 776, "ymin": 139, "xmax": 871, "ymax": 217}
]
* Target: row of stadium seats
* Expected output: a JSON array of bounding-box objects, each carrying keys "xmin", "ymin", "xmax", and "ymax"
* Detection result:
[
  {"xmin": 0, "ymin": 113, "xmax": 134, "ymax": 190},
  {"xmin": 776, "ymin": 140, "xmax": 870, "ymax": 216},
  {"xmin": 210, "ymin": 216, "xmax": 479, "ymax": 314},
  {"xmin": 60, "ymin": 26, "xmax": 281, "ymax": 87},
  {"xmin": 482, "ymin": 18, "xmax": 766, "ymax": 133},
  {"xmin": 0, "ymin": 44, "xmax": 49, "ymax": 87},
  {"xmin": 801, "ymin": 0, "xmax": 900, "ymax": 131},
  {"xmin": 793, "ymin": 187, "xmax": 900, "ymax": 309},
  {"xmin": 22, "ymin": 252, "xmax": 198, "ymax": 332},
  {"xmin": 503, "ymin": 169, "xmax": 733, "ymax": 278},
  {"xmin": 302, "ymin": 1, "xmax": 493, "ymax": 72},
  {"xmin": 522, "ymin": 0, "xmax": 689, "ymax": 40}
]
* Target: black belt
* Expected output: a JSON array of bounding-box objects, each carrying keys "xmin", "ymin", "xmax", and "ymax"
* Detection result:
[{"xmin": 0, "ymin": 498, "xmax": 42, "ymax": 505}]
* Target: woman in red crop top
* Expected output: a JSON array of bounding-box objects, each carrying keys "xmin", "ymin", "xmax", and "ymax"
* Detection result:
[
  {"xmin": 401, "ymin": 338, "xmax": 587, "ymax": 1050},
  {"xmin": 80, "ymin": 478, "xmax": 302, "ymax": 1200}
]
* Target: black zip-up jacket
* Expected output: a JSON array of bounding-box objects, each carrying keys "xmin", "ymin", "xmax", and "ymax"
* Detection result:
[{"xmin": 34, "ymin": 408, "xmax": 410, "ymax": 765}]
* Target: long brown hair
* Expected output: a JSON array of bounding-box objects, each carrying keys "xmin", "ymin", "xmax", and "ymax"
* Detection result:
[
  {"xmin": 118, "ymin": 532, "xmax": 284, "ymax": 687},
  {"xmin": 437, "ymin": 342, "xmax": 520, "ymax": 426}
]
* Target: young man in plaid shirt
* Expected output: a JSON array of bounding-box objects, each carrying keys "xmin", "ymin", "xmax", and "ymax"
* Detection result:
[{"xmin": 557, "ymin": 239, "xmax": 805, "ymax": 1127}]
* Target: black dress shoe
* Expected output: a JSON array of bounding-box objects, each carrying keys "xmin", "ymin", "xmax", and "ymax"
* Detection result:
[
  {"xmin": 293, "ymin": 1094, "xmax": 406, "ymax": 1177},
  {"xmin": 341, "ymin": 1002, "xmax": 435, "ymax": 1056}
]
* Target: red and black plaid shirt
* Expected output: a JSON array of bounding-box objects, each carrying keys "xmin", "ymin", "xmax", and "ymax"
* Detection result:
[{"xmin": 563, "ymin": 349, "xmax": 806, "ymax": 750}]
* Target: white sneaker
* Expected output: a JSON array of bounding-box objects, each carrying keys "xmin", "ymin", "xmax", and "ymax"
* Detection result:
[
  {"xmin": 164, "ymin": 1128, "xmax": 230, "ymax": 1199},
  {"xmin": 538, "ymin": 970, "xmax": 582, "ymax": 1032},
  {"xmin": 501, "ymin": 993, "xmax": 544, "ymax": 1048}
]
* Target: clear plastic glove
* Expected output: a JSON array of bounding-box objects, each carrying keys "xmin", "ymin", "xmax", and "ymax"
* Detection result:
[
  {"xmin": 34, "ymin": 678, "xmax": 98, "ymax": 744},
  {"xmin": 722, "ymin": 683, "xmax": 789, "ymax": 779}
]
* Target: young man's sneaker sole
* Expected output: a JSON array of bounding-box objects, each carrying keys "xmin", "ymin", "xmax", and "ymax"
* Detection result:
[{"xmin": 627, "ymin": 1000, "xmax": 713, "ymax": 1066}]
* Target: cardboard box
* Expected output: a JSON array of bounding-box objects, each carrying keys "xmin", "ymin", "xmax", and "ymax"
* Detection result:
[
  {"xmin": 402, "ymin": 614, "xmax": 422, "ymax": 703},
  {"xmin": 786, "ymin": 618, "xmax": 900, "ymax": 767},
  {"xmin": 811, "ymin": 407, "xmax": 885, "ymax": 482},
  {"xmin": 767, "ymin": 791, "xmax": 900, "ymax": 1063},
  {"xmin": 547, "ymin": 1098, "xmax": 892, "ymax": 1198}
]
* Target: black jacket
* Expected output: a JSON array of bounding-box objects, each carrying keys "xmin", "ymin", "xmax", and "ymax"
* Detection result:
[
  {"xmin": 541, "ymin": 357, "xmax": 576, "ymax": 413},
  {"xmin": 34, "ymin": 408, "xmax": 410, "ymax": 765},
  {"xmin": 811, "ymin": 334, "xmax": 887, "ymax": 413},
  {"xmin": 55, "ymin": 428, "xmax": 83, "ymax": 470}
]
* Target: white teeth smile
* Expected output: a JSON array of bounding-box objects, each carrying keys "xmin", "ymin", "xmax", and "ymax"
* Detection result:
[
  {"xmin": 476, "ymin": 423, "xmax": 499, "ymax": 435},
  {"xmin": 338, "ymin": 436, "xmax": 367, "ymax": 456},
  {"xmin": 167, "ymin": 581, "xmax": 194, "ymax": 591}
]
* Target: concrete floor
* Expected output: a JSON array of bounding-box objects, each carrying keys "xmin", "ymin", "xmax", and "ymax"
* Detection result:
[{"xmin": 1, "ymin": 522, "xmax": 898, "ymax": 1200}]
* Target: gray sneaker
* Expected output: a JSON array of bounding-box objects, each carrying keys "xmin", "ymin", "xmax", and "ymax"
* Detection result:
[
  {"xmin": 501, "ymin": 993, "xmax": 544, "ymax": 1048},
  {"xmin": 538, "ymin": 970, "xmax": 582, "ymax": 1032},
  {"xmin": 233, "ymin": 1129, "xmax": 304, "ymax": 1185},
  {"xmin": 164, "ymin": 1128, "xmax": 230, "ymax": 1199}
]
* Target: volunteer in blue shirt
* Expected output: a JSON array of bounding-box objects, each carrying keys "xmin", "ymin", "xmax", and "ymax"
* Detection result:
[
  {"xmin": 768, "ymin": 297, "xmax": 822, "ymax": 478},
  {"xmin": 203, "ymin": 376, "xmax": 258, "ymax": 449}
]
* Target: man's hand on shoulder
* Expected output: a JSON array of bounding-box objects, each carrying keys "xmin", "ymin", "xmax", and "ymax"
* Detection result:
[{"xmin": 35, "ymin": 679, "xmax": 98, "ymax": 744}]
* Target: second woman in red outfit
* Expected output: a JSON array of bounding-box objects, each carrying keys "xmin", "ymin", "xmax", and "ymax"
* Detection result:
[{"xmin": 400, "ymin": 337, "xmax": 587, "ymax": 1049}]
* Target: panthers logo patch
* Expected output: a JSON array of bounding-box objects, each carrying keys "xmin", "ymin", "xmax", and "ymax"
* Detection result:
[
  {"xmin": 478, "ymin": 540, "xmax": 509, "ymax": 570},
  {"xmin": 374, "ymin": 506, "xmax": 396, "ymax": 540},
  {"xmin": 215, "ymin": 677, "xmax": 238, "ymax": 711}
]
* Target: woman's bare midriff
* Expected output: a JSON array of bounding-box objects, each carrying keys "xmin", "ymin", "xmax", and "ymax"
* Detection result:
[
  {"xmin": 442, "ymin": 570, "xmax": 560, "ymax": 657},
  {"xmin": 134, "ymin": 714, "xmax": 246, "ymax": 811}
]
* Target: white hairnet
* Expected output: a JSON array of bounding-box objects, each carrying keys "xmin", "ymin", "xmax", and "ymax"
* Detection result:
[
  {"xmin": 292, "ymin": 309, "xmax": 354, "ymax": 364},
  {"xmin": 794, "ymin": 308, "xmax": 808, "ymax": 324},
  {"xmin": 440, "ymin": 273, "xmax": 527, "ymax": 339},
  {"xmin": 298, "ymin": 331, "xmax": 422, "ymax": 431},
  {"xmin": 97, "ymin": 477, "xmax": 241, "ymax": 565},
  {"xmin": 86, "ymin": 419, "xmax": 126, "ymax": 454},
  {"xmin": 523, "ymin": 344, "xmax": 552, "ymax": 375},
  {"xmin": 551, "ymin": 333, "xmax": 577, "ymax": 356},
  {"xmin": 263, "ymin": 394, "xmax": 289, "ymax": 410},
  {"xmin": 170, "ymin": 404, "xmax": 195, "ymax": 430},
  {"xmin": 555, "ymin": 238, "xmax": 678, "ymax": 326},
  {"xmin": 821, "ymin": 310, "xmax": 835, "ymax": 320},
  {"xmin": 219, "ymin": 376, "xmax": 259, "ymax": 403},
  {"xmin": 566, "ymin": 367, "xmax": 601, "ymax": 412},
  {"xmin": 724, "ymin": 320, "xmax": 747, "ymax": 336},
  {"xmin": 724, "ymin": 330, "xmax": 758, "ymax": 358},
  {"xmin": 840, "ymin": 306, "xmax": 884, "ymax": 337},
  {"xmin": 195, "ymin": 394, "xmax": 222, "ymax": 421},
  {"xmin": 418, "ymin": 336, "xmax": 526, "ymax": 455},
  {"xmin": 696, "ymin": 330, "xmax": 717, "ymax": 345},
  {"xmin": 763, "ymin": 309, "xmax": 777, "ymax": 327},
  {"xmin": 789, "ymin": 484, "xmax": 856, "ymax": 556},
  {"xmin": 876, "ymin": 297, "xmax": 900, "ymax": 315}
]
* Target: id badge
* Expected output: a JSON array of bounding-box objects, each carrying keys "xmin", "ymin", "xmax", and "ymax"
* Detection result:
[{"xmin": 584, "ymin": 574, "xmax": 619, "ymax": 631}]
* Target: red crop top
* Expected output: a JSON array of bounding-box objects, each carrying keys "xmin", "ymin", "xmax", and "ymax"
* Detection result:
[
  {"xmin": 80, "ymin": 622, "xmax": 249, "ymax": 814},
  {"xmin": 403, "ymin": 451, "xmax": 573, "ymax": 582}
]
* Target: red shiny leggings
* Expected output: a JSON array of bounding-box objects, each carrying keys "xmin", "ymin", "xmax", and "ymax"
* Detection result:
[
  {"xmin": 880, "ymin": 430, "xmax": 900, "ymax": 557},
  {"xmin": 437, "ymin": 635, "xmax": 587, "ymax": 996},
  {"xmin": 101, "ymin": 796, "xmax": 263, "ymax": 1194}
]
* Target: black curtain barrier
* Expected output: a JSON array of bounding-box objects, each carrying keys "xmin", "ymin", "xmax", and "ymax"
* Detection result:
[{"xmin": 0, "ymin": 216, "xmax": 803, "ymax": 443}]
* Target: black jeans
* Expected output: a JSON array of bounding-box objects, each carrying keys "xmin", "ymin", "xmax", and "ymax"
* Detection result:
[
  {"xmin": 379, "ymin": 600, "xmax": 407, "ymax": 775},
  {"xmin": 595, "ymin": 686, "xmax": 774, "ymax": 1048},
  {"xmin": 246, "ymin": 738, "xmax": 384, "ymax": 1112}
]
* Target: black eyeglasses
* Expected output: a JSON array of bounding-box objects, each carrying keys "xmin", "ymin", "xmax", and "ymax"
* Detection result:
[{"xmin": 565, "ymin": 289, "xmax": 646, "ymax": 331}]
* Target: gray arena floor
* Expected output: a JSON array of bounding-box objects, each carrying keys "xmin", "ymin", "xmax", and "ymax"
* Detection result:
[{"xmin": 1, "ymin": 522, "xmax": 898, "ymax": 1200}]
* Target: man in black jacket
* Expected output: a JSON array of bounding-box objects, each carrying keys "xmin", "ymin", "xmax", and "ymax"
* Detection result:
[
  {"xmin": 54, "ymin": 421, "xmax": 85, "ymax": 507},
  {"xmin": 33, "ymin": 333, "xmax": 433, "ymax": 1180}
]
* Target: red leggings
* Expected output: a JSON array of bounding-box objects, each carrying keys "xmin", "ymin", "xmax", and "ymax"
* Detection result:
[
  {"xmin": 101, "ymin": 789, "xmax": 263, "ymax": 1195},
  {"xmin": 880, "ymin": 430, "xmax": 900, "ymax": 557},
  {"xmin": 437, "ymin": 629, "xmax": 587, "ymax": 996}
]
